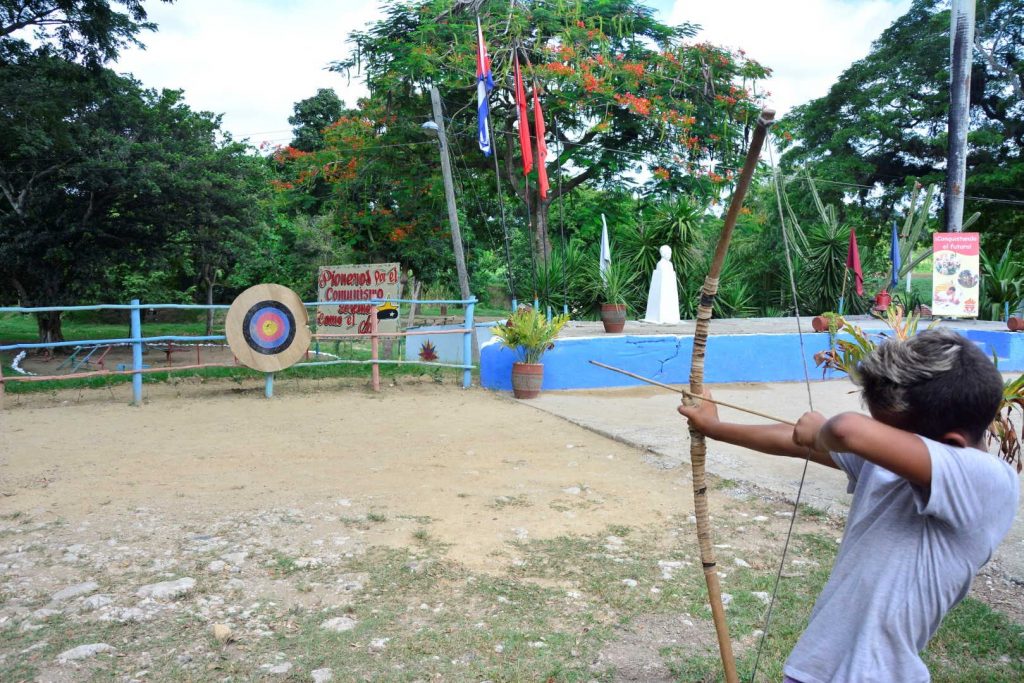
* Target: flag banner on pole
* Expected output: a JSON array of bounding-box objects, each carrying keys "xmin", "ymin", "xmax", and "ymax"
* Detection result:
[
  {"xmin": 532, "ymin": 88, "xmax": 549, "ymax": 198},
  {"xmin": 475, "ymin": 17, "xmax": 494, "ymax": 156},
  {"xmin": 513, "ymin": 52, "xmax": 532, "ymax": 175},
  {"xmin": 890, "ymin": 221, "xmax": 901, "ymax": 290},
  {"xmin": 846, "ymin": 228, "xmax": 864, "ymax": 296},
  {"xmin": 600, "ymin": 214, "xmax": 612, "ymax": 284}
]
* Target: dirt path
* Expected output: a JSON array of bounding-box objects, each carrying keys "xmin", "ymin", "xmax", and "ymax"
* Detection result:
[{"xmin": 0, "ymin": 379, "xmax": 710, "ymax": 572}]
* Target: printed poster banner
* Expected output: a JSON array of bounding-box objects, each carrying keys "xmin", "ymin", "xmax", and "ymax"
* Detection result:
[
  {"xmin": 317, "ymin": 263, "xmax": 401, "ymax": 335},
  {"xmin": 932, "ymin": 233, "xmax": 980, "ymax": 318}
]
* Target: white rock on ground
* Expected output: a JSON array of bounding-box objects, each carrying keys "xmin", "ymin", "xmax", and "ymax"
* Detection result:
[
  {"xmin": 311, "ymin": 668, "xmax": 334, "ymax": 682},
  {"xmin": 752, "ymin": 591, "xmax": 771, "ymax": 605},
  {"xmin": 51, "ymin": 581, "xmax": 99, "ymax": 602},
  {"xmin": 265, "ymin": 662, "xmax": 292, "ymax": 675},
  {"xmin": 320, "ymin": 616, "xmax": 357, "ymax": 633},
  {"xmin": 57, "ymin": 643, "xmax": 115, "ymax": 663},
  {"xmin": 136, "ymin": 578, "xmax": 195, "ymax": 600}
]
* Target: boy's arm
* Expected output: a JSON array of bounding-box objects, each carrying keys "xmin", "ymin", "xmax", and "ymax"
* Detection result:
[
  {"xmin": 794, "ymin": 412, "xmax": 932, "ymax": 486},
  {"xmin": 678, "ymin": 394, "xmax": 837, "ymax": 469}
]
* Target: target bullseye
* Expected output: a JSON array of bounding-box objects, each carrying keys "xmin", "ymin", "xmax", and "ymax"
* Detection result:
[{"xmin": 225, "ymin": 285, "xmax": 311, "ymax": 372}]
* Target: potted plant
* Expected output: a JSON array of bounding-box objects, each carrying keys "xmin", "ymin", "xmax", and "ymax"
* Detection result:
[
  {"xmin": 811, "ymin": 311, "xmax": 845, "ymax": 334},
  {"xmin": 492, "ymin": 306, "xmax": 570, "ymax": 399},
  {"xmin": 589, "ymin": 261, "xmax": 638, "ymax": 333}
]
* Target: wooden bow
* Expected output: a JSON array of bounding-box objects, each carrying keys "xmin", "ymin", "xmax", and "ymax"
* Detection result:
[{"xmin": 689, "ymin": 109, "xmax": 775, "ymax": 683}]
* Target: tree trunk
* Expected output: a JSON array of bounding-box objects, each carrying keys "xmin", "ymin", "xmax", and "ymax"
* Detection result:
[
  {"xmin": 36, "ymin": 310, "xmax": 64, "ymax": 349},
  {"xmin": 532, "ymin": 195, "xmax": 553, "ymax": 261}
]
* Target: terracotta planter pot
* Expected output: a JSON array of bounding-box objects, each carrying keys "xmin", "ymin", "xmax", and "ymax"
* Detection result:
[
  {"xmin": 1009, "ymin": 317, "xmax": 1024, "ymax": 332},
  {"xmin": 812, "ymin": 315, "xmax": 844, "ymax": 333},
  {"xmin": 511, "ymin": 362, "xmax": 544, "ymax": 399},
  {"xmin": 874, "ymin": 290, "xmax": 892, "ymax": 311},
  {"xmin": 600, "ymin": 303, "xmax": 627, "ymax": 333}
]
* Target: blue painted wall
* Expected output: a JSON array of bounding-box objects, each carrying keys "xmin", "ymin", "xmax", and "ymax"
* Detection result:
[{"xmin": 479, "ymin": 330, "xmax": 1024, "ymax": 391}]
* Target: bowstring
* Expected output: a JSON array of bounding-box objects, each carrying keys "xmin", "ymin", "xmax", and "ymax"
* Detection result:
[{"xmin": 748, "ymin": 139, "xmax": 818, "ymax": 682}]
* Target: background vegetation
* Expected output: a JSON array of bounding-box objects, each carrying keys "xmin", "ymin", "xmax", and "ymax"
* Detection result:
[{"xmin": 2, "ymin": 0, "xmax": 1023, "ymax": 346}]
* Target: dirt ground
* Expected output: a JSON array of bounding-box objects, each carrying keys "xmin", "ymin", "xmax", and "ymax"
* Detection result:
[
  {"xmin": 0, "ymin": 379, "xmax": 707, "ymax": 570},
  {"xmin": 0, "ymin": 378, "xmax": 1020, "ymax": 681}
]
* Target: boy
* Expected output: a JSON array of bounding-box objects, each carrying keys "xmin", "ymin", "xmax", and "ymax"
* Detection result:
[{"xmin": 678, "ymin": 328, "xmax": 1019, "ymax": 682}]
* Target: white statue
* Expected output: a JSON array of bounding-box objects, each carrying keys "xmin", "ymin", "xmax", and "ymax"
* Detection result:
[{"xmin": 643, "ymin": 245, "xmax": 681, "ymax": 324}]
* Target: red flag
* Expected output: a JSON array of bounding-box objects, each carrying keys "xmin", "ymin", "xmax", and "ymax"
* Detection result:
[
  {"xmin": 513, "ymin": 53, "xmax": 532, "ymax": 176},
  {"xmin": 846, "ymin": 228, "xmax": 864, "ymax": 296},
  {"xmin": 532, "ymin": 88, "xmax": 549, "ymax": 199}
]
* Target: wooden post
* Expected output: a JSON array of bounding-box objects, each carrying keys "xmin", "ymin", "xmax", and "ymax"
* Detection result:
[
  {"xmin": 945, "ymin": 0, "xmax": 975, "ymax": 233},
  {"xmin": 370, "ymin": 306, "xmax": 380, "ymax": 392},
  {"xmin": 430, "ymin": 86, "xmax": 472, "ymax": 305}
]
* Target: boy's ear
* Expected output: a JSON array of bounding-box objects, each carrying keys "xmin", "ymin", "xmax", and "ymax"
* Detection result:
[{"xmin": 940, "ymin": 430, "xmax": 970, "ymax": 448}]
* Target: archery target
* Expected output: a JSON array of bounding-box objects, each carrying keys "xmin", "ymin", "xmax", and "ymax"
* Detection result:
[{"xmin": 225, "ymin": 284, "xmax": 311, "ymax": 372}]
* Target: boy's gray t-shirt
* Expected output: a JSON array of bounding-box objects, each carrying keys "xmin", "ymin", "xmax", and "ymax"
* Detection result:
[{"xmin": 784, "ymin": 437, "xmax": 1019, "ymax": 683}]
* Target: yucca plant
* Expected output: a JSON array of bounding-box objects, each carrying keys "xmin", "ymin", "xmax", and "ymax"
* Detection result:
[
  {"xmin": 492, "ymin": 307, "xmax": 570, "ymax": 364},
  {"xmin": 980, "ymin": 240, "xmax": 1024, "ymax": 321},
  {"xmin": 588, "ymin": 259, "xmax": 640, "ymax": 307}
]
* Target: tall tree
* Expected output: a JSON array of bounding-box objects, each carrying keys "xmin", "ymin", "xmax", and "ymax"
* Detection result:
[
  {"xmin": 0, "ymin": 54, "xmax": 259, "ymax": 341},
  {"xmin": 323, "ymin": 0, "xmax": 767, "ymax": 260},
  {"xmin": 779, "ymin": 0, "xmax": 1023, "ymax": 248},
  {"xmin": 1, "ymin": 0, "xmax": 172, "ymax": 66},
  {"xmin": 289, "ymin": 88, "xmax": 345, "ymax": 152}
]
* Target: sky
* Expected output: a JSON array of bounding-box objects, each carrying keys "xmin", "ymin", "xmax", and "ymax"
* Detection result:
[{"xmin": 112, "ymin": 0, "xmax": 912, "ymax": 148}]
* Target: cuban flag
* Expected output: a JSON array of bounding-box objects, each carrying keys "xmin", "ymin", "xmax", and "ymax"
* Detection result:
[{"xmin": 475, "ymin": 16, "xmax": 494, "ymax": 156}]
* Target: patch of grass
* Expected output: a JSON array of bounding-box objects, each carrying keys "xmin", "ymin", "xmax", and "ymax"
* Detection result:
[
  {"xmin": 272, "ymin": 552, "xmax": 299, "ymax": 576},
  {"xmin": 412, "ymin": 528, "xmax": 431, "ymax": 543},
  {"xmin": 925, "ymin": 598, "xmax": 1024, "ymax": 680},
  {"xmin": 797, "ymin": 503, "xmax": 827, "ymax": 520},
  {"xmin": 366, "ymin": 511, "xmax": 388, "ymax": 523},
  {"xmin": 396, "ymin": 514, "xmax": 432, "ymax": 524},
  {"xmin": 489, "ymin": 494, "xmax": 531, "ymax": 510}
]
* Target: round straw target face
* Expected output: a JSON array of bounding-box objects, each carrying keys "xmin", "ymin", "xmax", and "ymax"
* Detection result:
[
  {"xmin": 243, "ymin": 302, "xmax": 295, "ymax": 355},
  {"xmin": 225, "ymin": 284, "xmax": 311, "ymax": 372}
]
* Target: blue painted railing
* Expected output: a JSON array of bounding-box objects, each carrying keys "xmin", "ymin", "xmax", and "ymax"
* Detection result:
[{"xmin": 0, "ymin": 297, "xmax": 478, "ymax": 402}]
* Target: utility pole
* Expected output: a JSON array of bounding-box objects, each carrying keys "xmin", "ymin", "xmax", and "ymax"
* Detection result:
[
  {"xmin": 945, "ymin": 0, "xmax": 975, "ymax": 233},
  {"xmin": 429, "ymin": 86, "xmax": 472, "ymax": 304}
]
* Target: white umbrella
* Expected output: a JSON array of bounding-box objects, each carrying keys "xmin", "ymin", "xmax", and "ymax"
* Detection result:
[{"xmin": 600, "ymin": 214, "xmax": 611, "ymax": 284}]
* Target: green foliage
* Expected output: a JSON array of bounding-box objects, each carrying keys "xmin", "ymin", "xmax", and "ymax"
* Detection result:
[
  {"xmin": 980, "ymin": 241, "xmax": 1024, "ymax": 321},
  {"xmin": 0, "ymin": 0, "xmax": 170, "ymax": 66},
  {"xmin": 288, "ymin": 88, "xmax": 344, "ymax": 152},
  {"xmin": 779, "ymin": 0, "xmax": 1024, "ymax": 251},
  {"xmin": 492, "ymin": 306, "xmax": 569, "ymax": 364},
  {"xmin": 310, "ymin": 0, "xmax": 768, "ymax": 264},
  {"xmin": 587, "ymin": 259, "xmax": 639, "ymax": 307}
]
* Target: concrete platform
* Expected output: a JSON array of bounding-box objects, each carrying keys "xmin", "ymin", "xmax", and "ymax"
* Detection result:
[{"xmin": 480, "ymin": 316, "xmax": 1024, "ymax": 391}]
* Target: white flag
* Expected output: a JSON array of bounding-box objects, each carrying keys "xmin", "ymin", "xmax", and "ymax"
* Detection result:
[{"xmin": 600, "ymin": 214, "xmax": 612, "ymax": 284}]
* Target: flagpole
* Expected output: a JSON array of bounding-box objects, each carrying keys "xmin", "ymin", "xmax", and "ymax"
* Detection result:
[{"xmin": 838, "ymin": 268, "xmax": 849, "ymax": 315}]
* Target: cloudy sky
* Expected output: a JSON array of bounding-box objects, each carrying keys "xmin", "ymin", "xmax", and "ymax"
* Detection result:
[{"xmin": 113, "ymin": 0, "xmax": 912, "ymax": 147}]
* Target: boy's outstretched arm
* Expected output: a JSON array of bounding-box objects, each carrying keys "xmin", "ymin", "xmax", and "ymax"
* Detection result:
[
  {"xmin": 794, "ymin": 412, "xmax": 932, "ymax": 486},
  {"xmin": 678, "ymin": 392, "xmax": 837, "ymax": 469}
]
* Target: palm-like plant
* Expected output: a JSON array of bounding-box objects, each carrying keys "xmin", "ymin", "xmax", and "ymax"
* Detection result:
[
  {"xmin": 492, "ymin": 307, "xmax": 569, "ymax": 364},
  {"xmin": 980, "ymin": 241, "xmax": 1024, "ymax": 321}
]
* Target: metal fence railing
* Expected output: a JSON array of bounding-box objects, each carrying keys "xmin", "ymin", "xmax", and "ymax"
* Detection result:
[{"xmin": 0, "ymin": 297, "xmax": 478, "ymax": 404}]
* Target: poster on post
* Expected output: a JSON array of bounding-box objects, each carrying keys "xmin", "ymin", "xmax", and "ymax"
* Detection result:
[
  {"xmin": 316, "ymin": 263, "xmax": 401, "ymax": 335},
  {"xmin": 931, "ymin": 233, "xmax": 980, "ymax": 318}
]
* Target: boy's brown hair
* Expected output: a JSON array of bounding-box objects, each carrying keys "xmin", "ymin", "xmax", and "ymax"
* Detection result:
[{"xmin": 854, "ymin": 328, "xmax": 1003, "ymax": 444}]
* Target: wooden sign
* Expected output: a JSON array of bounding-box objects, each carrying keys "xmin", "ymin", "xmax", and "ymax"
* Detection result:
[
  {"xmin": 316, "ymin": 263, "xmax": 401, "ymax": 335},
  {"xmin": 225, "ymin": 284, "xmax": 311, "ymax": 372}
]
